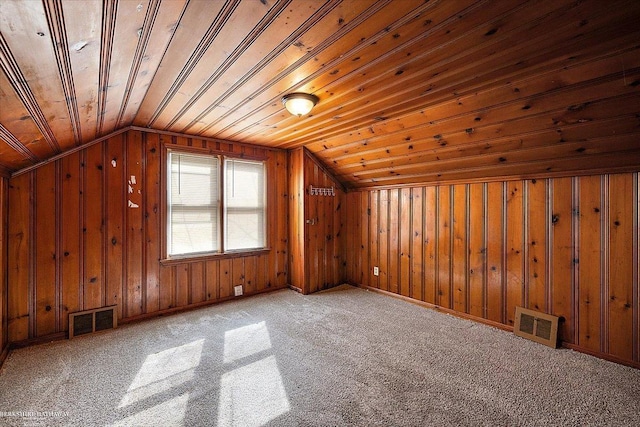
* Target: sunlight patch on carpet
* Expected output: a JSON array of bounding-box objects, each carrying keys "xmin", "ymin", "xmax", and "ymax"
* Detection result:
[
  {"xmin": 218, "ymin": 355, "xmax": 290, "ymax": 426},
  {"xmin": 223, "ymin": 321, "xmax": 272, "ymax": 363},
  {"xmin": 112, "ymin": 393, "xmax": 190, "ymax": 426},
  {"xmin": 118, "ymin": 339, "xmax": 204, "ymax": 408}
]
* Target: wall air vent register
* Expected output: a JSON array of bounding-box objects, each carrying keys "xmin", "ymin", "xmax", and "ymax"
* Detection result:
[
  {"xmin": 513, "ymin": 306, "xmax": 559, "ymax": 348},
  {"xmin": 69, "ymin": 306, "xmax": 117, "ymax": 339}
]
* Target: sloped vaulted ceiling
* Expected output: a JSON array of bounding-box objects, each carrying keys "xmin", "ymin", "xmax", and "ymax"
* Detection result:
[{"xmin": 0, "ymin": 0, "xmax": 639, "ymax": 188}]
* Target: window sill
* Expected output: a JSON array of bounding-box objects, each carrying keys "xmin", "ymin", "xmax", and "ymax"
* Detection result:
[{"xmin": 160, "ymin": 248, "xmax": 270, "ymax": 266}]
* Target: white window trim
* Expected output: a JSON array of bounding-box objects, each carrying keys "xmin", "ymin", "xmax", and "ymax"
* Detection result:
[{"xmin": 165, "ymin": 148, "xmax": 268, "ymax": 260}]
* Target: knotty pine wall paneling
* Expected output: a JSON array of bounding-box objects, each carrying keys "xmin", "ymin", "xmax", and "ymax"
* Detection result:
[
  {"xmin": 346, "ymin": 173, "xmax": 640, "ymax": 367},
  {"xmin": 0, "ymin": 177, "xmax": 8, "ymax": 365},
  {"xmin": 7, "ymin": 172, "xmax": 30, "ymax": 342},
  {"xmin": 288, "ymin": 148, "xmax": 305, "ymax": 291},
  {"xmin": 288, "ymin": 148, "xmax": 346, "ymax": 294},
  {"xmin": 6, "ymin": 129, "xmax": 289, "ymax": 343}
]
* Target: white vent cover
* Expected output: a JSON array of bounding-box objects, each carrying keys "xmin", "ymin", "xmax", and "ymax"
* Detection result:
[
  {"xmin": 513, "ymin": 306, "xmax": 559, "ymax": 348},
  {"xmin": 69, "ymin": 306, "xmax": 117, "ymax": 339}
]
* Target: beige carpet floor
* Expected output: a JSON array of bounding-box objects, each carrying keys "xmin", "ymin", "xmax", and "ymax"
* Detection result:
[{"xmin": 0, "ymin": 284, "xmax": 639, "ymax": 426}]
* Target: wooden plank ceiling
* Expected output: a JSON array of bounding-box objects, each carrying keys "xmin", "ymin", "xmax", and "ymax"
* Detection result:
[{"xmin": 0, "ymin": 0, "xmax": 639, "ymax": 188}]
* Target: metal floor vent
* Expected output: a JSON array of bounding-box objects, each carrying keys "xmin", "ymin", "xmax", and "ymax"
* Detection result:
[
  {"xmin": 69, "ymin": 306, "xmax": 117, "ymax": 339},
  {"xmin": 513, "ymin": 306, "xmax": 559, "ymax": 348}
]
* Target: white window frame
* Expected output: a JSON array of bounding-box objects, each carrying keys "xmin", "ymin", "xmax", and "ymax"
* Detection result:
[
  {"xmin": 223, "ymin": 158, "xmax": 267, "ymax": 252},
  {"xmin": 166, "ymin": 149, "xmax": 267, "ymax": 259}
]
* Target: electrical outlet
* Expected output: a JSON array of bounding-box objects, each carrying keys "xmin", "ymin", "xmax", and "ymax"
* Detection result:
[
  {"xmin": 234, "ymin": 285, "xmax": 243, "ymax": 296},
  {"xmin": 373, "ymin": 266, "xmax": 379, "ymax": 276}
]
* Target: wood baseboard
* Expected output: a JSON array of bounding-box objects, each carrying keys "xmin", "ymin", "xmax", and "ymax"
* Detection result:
[
  {"xmin": 4, "ymin": 286, "xmax": 289, "ymax": 353},
  {"xmin": 0, "ymin": 344, "xmax": 9, "ymax": 370},
  {"xmin": 350, "ymin": 282, "xmax": 639, "ymax": 370},
  {"xmin": 288, "ymin": 284, "xmax": 303, "ymax": 293},
  {"xmin": 351, "ymin": 282, "xmax": 512, "ymax": 332},
  {"xmin": 561, "ymin": 342, "xmax": 640, "ymax": 369},
  {"xmin": 120, "ymin": 285, "xmax": 288, "ymax": 325},
  {"xmin": 9, "ymin": 332, "xmax": 67, "ymax": 349}
]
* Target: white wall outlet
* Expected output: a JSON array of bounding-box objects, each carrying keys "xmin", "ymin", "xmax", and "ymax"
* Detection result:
[
  {"xmin": 234, "ymin": 285, "xmax": 243, "ymax": 296},
  {"xmin": 373, "ymin": 266, "xmax": 379, "ymax": 276}
]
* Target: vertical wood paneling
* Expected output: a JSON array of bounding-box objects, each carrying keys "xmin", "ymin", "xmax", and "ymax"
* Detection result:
[
  {"xmin": 360, "ymin": 192, "xmax": 369, "ymax": 287},
  {"xmin": 289, "ymin": 149, "xmax": 354, "ymax": 293},
  {"xmin": 255, "ymin": 254, "xmax": 267, "ymax": 292},
  {"xmin": 307, "ymin": 162, "xmax": 319, "ymax": 293},
  {"xmin": 190, "ymin": 262, "xmax": 205, "ymax": 304},
  {"xmin": 7, "ymin": 129, "xmax": 290, "ymax": 342},
  {"xmin": 324, "ymin": 173, "xmax": 335, "ymax": 288},
  {"xmin": 486, "ymin": 182, "xmax": 504, "ymax": 323},
  {"xmin": 370, "ymin": 191, "xmax": 379, "ymax": 288},
  {"xmin": 34, "ymin": 164, "xmax": 56, "ymax": 336},
  {"xmin": 144, "ymin": 133, "xmax": 161, "ymax": 313},
  {"xmin": 232, "ymin": 258, "xmax": 245, "ymax": 295},
  {"xmin": 635, "ymin": 173, "xmax": 639, "ymax": 364},
  {"xmin": 505, "ymin": 181, "xmax": 524, "ymax": 326},
  {"xmin": 105, "ymin": 136, "xmax": 124, "ymax": 319},
  {"xmin": 527, "ymin": 179, "xmax": 547, "ymax": 313},
  {"xmin": 83, "ymin": 144, "xmax": 104, "ymax": 310},
  {"xmin": 345, "ymin": 172, "xmax": 640, "ymax": 365},
  {"xmin": 350, "ymin": 192, "xmax": 361, "ymax": 286},
  {"xmin": 288, "ymin": 148, "xmax": 304, "ymax": 291},
  {"xmin": 244, "ymin": 256, "xmax": 256, "ymax": 295},
  {"xmin": 336, "ymin": 190, "xmax": 346, "ymax": 285},
  {"xmin": 275, "ymin": 151, "xmax": 288, "ymax": 288},
  {"xmin": 0, "ymin": 177, "xmax": 7, "ymax": 358},
  {"xmin": 388, "ymin": 189, "xmax": 399, "ymax": 294},
  {"xmin": 551, "ymin": 177, "xmax": 575, "ymax": 344},
  {"xmin": 176, "ymin": 264, "xmax": 189, "ymax": 307},
  {"xmin": 423, "ymin": 187, "xmax": 436, "ymax": 304},
  {"xmin": 452, "ymin": 184, "xmax": 467, "ymax": 313},
  {"xmin": 437, "ymin": 186, "xmax": 451, "ymax": 309},
  {"xmin": 378, "ymin": 189, "xmax": 389, "ymax": 292},
  {"xmin": 8, "ymin": 173, "xmax": 30, "ymax": 341},
  {"xmin": 219, "ymin": 259, "xmax": 232, "ymax": 299},
  {"xmin": 125, "ymin": 131, "xmax": 143, "ymax": 316},
  {"xmin": 410, "ymin": 187, "xmax": 423, "ymax": 301},
  {"xmin": 468, "ymin": 183, "xmax": 484, "ymax": 318},
  {"xmin": 345, "ymin": 192, "xmax": 357, "ymax": 282},
  {"xmin": 266, "ymin": 152, "xmax": 278, "ymax": 290},
  {"xmin": 60, "ymin": 152, "xmax": 81, "ymax": 331},
  {"xmin": 608, "ymin": 174, "xmax": 634, "ymax": 360},
  {"xmin": 578, "ymin": 175, "xmax": 602, "ymax": 352},
  {"xmin": 205, "ymin": 260, "xmax": 219, "ymax": 300},
  {"xmin": 399, "ymin": 188, "xmax": 411, "ymax": 297}
]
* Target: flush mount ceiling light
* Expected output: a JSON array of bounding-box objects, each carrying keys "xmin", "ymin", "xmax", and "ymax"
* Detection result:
[{"xmin": 281, "ymin": 92, "xmax": 319, "ymax": 117}]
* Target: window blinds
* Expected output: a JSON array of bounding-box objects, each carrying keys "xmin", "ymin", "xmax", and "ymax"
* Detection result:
[
  {"xmin": 224, "ymin": 159, "xmax": 266, "ymax": 250},
  {"xmin": 168, "ymin": 152, "xmax": 219, "ymax": 255}
]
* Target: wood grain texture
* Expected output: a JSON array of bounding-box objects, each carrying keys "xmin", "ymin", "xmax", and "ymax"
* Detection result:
[
  {"xmin": 409, "ymin": 187, "xmax": 422, "ymax": 301},
  {"xmin": 288, "ymin": 149, "xmax": 347, "ymax": 294},
  {"xmin": 2, "ymin": 0, "xmax": 639, "ymax": 192},
  {"xmin": 6, "ymin": 129, "xmax": 289, "ymax": 340},
  {"xmin": 468, "ymin": 183, "xmax": 485, "ymax": 318},
  {"xmin": 608, "ymin": 174, "xmax": 634, "ymax": 360},
  {"xmin": 34, "ymin": 163, "xmax": 57, "ymax": 336},
  {"xmin": 505, "ymin": 181, "xmax": 524, "ymax": 326},
  {"xmin": 7, "ymin": 173, "xmax": 30, "ymax": 341},
  {"xmin": 551, "ymin": 177, "xmax": 575, "ymax": 344},
  {"xmin": 578, "ymin": 175, "xmax": 602, "ymax": 352},
  {"xmin": 0, "ymin": 177, "xmax": 8, "ymax": 363},
  {"xmin": 347, "ymin": 172, "xmax": 640, "ymax": 365},
  {"xmin": 423, "ymin": 186, "xmax": 437, "ymax": 305}
]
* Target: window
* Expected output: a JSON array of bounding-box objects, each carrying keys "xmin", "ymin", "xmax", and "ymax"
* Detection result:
[
  {"xmin": 168, "ymin": 152, "xmax": 219, "ymax": 256},
  {"xmin": 225, "ymin": 159, "xmax": 266, "ymax": 251},
  {"xmin": 167, "ymin": 151, "xmax": 266, "ymax": 257}
]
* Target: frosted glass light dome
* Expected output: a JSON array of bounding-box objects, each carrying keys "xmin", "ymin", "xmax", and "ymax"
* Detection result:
[{"xmin": 282, "ymin": 93, "xmax": 319, "ymax": 117}]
